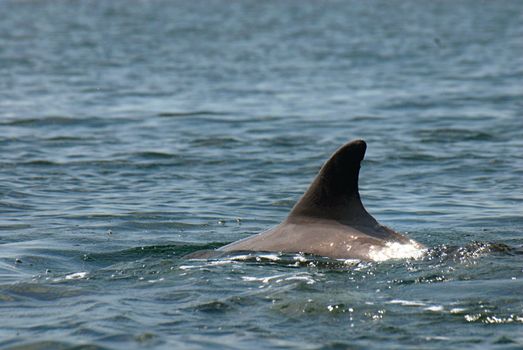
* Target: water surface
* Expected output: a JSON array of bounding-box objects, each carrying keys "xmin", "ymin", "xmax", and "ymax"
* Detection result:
[{"xmin": 1, "ymin": 1, "xmax": 522, "ymax": 349}]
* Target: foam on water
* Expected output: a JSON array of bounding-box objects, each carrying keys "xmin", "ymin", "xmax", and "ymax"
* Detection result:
[
  {"xmin": 388, "ymin": 299, "xmax": 427, "ymax": 307},
  {"xmin": 64, "ymin": 272, "xmax": 88, "ymax": 280},
  {"xmin": 367, "ymin": 240, "xmax": 427, "ymax": 262}
]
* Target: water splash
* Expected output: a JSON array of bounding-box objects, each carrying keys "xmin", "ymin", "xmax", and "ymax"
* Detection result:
[{"xmin": 368, "ymin": 240, "xmax": 426, "ymax": 262}]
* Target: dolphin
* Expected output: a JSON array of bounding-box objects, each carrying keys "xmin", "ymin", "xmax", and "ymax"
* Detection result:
[{"xmin": 212, "ymin": 140, "xmax": 424, "ymax": 261}]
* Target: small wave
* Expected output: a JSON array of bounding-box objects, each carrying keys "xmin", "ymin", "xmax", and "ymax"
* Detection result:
[
  {"xmin": 0, "ymin": 116, "xmax": 134, "ymax": 128},
  {"xmin": 464, "ymin": 313, "xmax": 523, "ymax": 324},
  {"xmin": 43, "ymin": 136, "xmax": 93, "ymax": 142},
  {"xmin": 192, "ymin": 300, "xmax": 235, "ymax": 314},
  {"xmin": 242, "ymin": 272, "xmax": 316, "ymax": 285},
  {"xmin": 0, "ymin": 283, "xmax": 82, "ymax": 301},
  {"xmin": 388, "ymin": 299, "xmax": 426, "ymax": 307},
  {"xmin": 157, "ymin": 111, "xmax": 229, "ymax": 118},
  {"xmin": 0, "ymin": 223, "xmax": 32, "ymax": 231},
  {"xmin": 0, "ymin": 116, "xmax": 77, "ymax": 126},
  {"xmin": 242, "ymin": 274, "xmax": 286, "ymax": 283},
  {"xmin": 1, "ymin": 341, "xmax": 81, "ymax": 349},
  {"xmin": 382, "ymin": 99, "xmax": 442, "ymax": 111},
  {"xmin": 185, "ymin": 250, "xmax": 362, "ymax": 269},
  {"xmin": 350, "ymin": 115, "xmax": 384, "ymax": 121},
  {"xmin": 424, "ymin": 305, "xmax": 445, "ymax": 312},
  {"xmin": 394, "ymin": 152, "xmax": 454, "ymax": 162},
  {"xmin": 127, "ymin": 151, "xmax": 179, "ymax": 159},
  {"xmin": 0, "ymin": 200, "xmax": 35, "ymax": 211},
  {"xmin": 450, "ymin": 308, "xmax": 467, "ymax": 314},
  {"xmin": 417, "ymin": 128, "xmax": 495, "ymax": 143},
  {"xmin": 83, "ymin": 243, "xmax": 225, "ymax": 268},
  {"xmin": 227, "ymin": 252, "xmax": 281, "ymax": 262},
  {"xmin": 11, "ymin": 159, "xmax": 127, "ymax": 167},
  {"xmin": 179, "ymin": 259, "xmax": 236, "ymax": 270},
  {"xmin": 190, "ymin": 136, "xmax": 241, "ymax": 147},
  {"xmin": 64, "ymin": 271, "xmax": 88, "ymax": 280},
  {"xmin": 425, "ymin": 241, "xmax": 514, "ymax": 262}
]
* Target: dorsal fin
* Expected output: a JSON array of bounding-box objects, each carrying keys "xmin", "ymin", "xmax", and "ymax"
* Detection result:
[{"xmin": 288, "ymin": 139, "xmax": 377, "ymax": 226}]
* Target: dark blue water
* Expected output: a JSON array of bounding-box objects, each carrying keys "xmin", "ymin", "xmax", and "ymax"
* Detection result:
[{"xmin": 1, "ymin": 1, "xmax": 522, "ymax": 349}]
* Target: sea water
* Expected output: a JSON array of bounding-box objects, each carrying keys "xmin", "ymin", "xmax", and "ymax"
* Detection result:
[{"xmin": 1, "ymin": 1, "xmax": 522, "ymax": 349}]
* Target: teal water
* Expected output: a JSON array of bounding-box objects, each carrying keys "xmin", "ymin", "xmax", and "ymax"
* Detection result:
[{"xmin": 1, "ymin": 1, "xmax": 523, "ymax": 349}]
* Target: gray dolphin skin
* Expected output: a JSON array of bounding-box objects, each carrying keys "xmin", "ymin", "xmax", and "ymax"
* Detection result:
[{"xmin": 218, "ymin": 139, "xmax": 424, "ymax": 261}]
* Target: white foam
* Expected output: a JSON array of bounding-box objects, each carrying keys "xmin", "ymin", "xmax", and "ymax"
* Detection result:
[
  {"xmin": 338, "ymin": 258, "xmax": 361, "ymax": 265},
  {"xmin": 179, "ymin": 259, "xmax": 234, "ymax": 270},
  {"xmin": 242, "ymin": 274, "xmax": 285, "ymax": 283},
  {"xmin": 284, "ymin": 275, "xmax": 315, "ymax": 284},
  {"xmin": 242, "ymin": 273, "xmax": 315, "ymax": 285},
  {"xmin": 424, "ymin": 305, "xmax": 444, "ymax": 312},
  {"xmin": 464, "ymin": 314, "xmax": 481, "ymax": 322},
  {"xmin": 147, "ymin": 277, "xmax": 165, "ymax": 283},
  {"xmin": 425, "ymin": 336, "xmax": 450, "ymax": 341},
  {"xmin": 450, "ymin": 308, "xmax": 466, "ymax": 314},
  {"xmin": 225, "ymin": 253, "xmax": 280, "ymax": 262},
  {"xmin": 388, "ymin": 299, "xmax": 426, "ymax": 307},
  {"xmin": 256, "ymin": 254, "xmax": 281, "ymax": 261},
  {"xmin": 293, "ymin": 255, "xmax": 308, "ymax": 262},
  {"xmin": 65, "ymin": 272, "xmax": 88, "ymax": 280},
  {"xmin": 367, "ymin": 240, "xmax": 426, "ymax": 262}
]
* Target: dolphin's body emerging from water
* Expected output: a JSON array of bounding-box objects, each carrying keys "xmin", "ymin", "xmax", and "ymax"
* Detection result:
[{"xmin": 217, "ymin": 140, "xmax": 424, "ymax": 261}]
